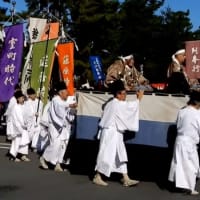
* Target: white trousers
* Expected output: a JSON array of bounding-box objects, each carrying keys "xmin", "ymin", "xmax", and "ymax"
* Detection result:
[
  {"xmin": 10, "ymin": 136, "xmax": 29, "ymax": 157},
  {"xmin": 43, "ymin": 137, "xmax": 68, "ymax": 165}
]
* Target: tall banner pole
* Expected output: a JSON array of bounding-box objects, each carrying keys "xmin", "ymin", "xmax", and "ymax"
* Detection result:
[{"xmin": 36, "ymin": 23, "xmax": 51, "ymax": 122}]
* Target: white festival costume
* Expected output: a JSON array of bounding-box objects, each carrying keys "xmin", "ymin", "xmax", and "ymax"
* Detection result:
[
  {"xmin": 37, "ymin": 101, "xmax": 51, "ymax": 152},
  {"xmin": 42, "ymin": 95, "xmax": 75, "ymax": 165},
  {"xmin": 9, "ymin": 103, "xmax": 30, "ymax": 157},
  {"xmin": 24, "ymin": 98, "xmax": 43, "ymax": 149},
  {"xmin": 5, "ymin": 96, "xmax": 17, "ymax": 139},
  {"xmin": 95, "ymin": 98, "xmax": 139, "ymax": 177},
  {"xmin": 168, "ymin": 106, "xmax": 200, "ymax": 191}
]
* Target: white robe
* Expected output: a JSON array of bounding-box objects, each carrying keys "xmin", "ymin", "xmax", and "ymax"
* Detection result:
[
  {"xmin": 5, "ymin": 96, "xmax": 17, "ymax": 139},
  {"xmin": 42, "ymin": 95, "xmax": 75, "ymax": 165},
  {"xmin": 37, "ymin": 101, "xmax": 51, "ymax": 152},
  {"xmin": 95, "ymin": 98, "xmax": 139, "ymax": 177},
  {"xmin": 168, "ymin": 106, "xmax": 200, "ymax": 191},
  {"xmin": 9, "ymin": 103, "xmax": 30, "ymax": 157},
  {"xmin": 24, "ymin": 98, "xmax": 43, "ymax": 148}
]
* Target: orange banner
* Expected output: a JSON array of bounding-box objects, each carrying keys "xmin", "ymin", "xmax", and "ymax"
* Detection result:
[
  {"xmin": 56, "ymin": 42, "xmax": 74, "ymax": 95},
  {"xmin": 41, "ymin": 22, "xmax": 60, "ymax": 41}
]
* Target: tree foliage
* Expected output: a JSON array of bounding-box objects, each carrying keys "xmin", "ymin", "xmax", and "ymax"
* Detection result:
[{"xmin": 1, "ymin": 0, "xmax": 200, "ymax": 83}]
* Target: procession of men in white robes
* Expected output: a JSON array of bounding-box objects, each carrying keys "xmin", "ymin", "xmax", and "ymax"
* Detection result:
[
  {"xmin": 5, "ymin": 82, "xmax": 76, "ymax": 169},
  {"xmin": 3, "ymin": 80, "xmax": 200, "ymax": 195}
]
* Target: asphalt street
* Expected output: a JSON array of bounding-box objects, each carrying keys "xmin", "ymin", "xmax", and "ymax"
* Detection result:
[{"xmin": 0, "ymin": 134, "xmax": 200, "ymax": 200}]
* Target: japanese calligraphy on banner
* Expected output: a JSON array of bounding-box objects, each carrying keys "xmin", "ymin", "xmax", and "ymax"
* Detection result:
[
  {"xmin": 21, "ymin": 44, "xmax": 33, "ymax": 94},
  {"xmin": 31, "ymin": 39, "xmax": 57, "ymax": 105},
  {"xmin": 89, "ymin": 55, "xmax": 105, "ymax": 82},
  {"xmin": 185, "ymin": 40, "xmax": 200, "ymax": 79},
  {"xmin": 28, "ymin": 17, "xmax": 47, "ymax": 43},
  {"xmin": 28, "ymin": 18, "xmax": 59, "ymax": 43},
  {"xmin": 0, "ymin": 24, "xmax": 24, "ymax": 102},
  {"xmin": 56, "ymin": 42, "xmax": 74, "ymax": 96}
]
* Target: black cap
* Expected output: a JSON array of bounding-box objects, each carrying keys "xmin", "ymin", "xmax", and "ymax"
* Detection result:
[
  {"xmin": 109, "ymin": 80, "xmax": 125, "ymax": 95},
  {"xmin": 189, "ymin": 91, "xmax": 200, "ymax": 103},
  {"xmin": 55, "ymin": 81, "xmax": 67, "ymax": 92},
  {"xmin": 27, "ymin": 87, "xmax": 36, "ymax": 95},
  {"xmin": 14, "ymin": 90, "xmax": 24, "ymax": 99}
]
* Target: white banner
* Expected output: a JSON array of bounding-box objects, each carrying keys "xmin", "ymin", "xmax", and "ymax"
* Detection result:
[
  {"xmin": 21, "ymin": 44, "xmax": 33, "ymax": 94},
  {"xmin": 76, "ymin": 92, "xmax": 189, "ymax": 147},
  {"xmin": 28, "ymin": 17, "xmax": 47, "ymax": 43}
]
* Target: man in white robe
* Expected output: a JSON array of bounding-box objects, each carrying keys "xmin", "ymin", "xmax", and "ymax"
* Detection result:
[
  {"xmin": 40, "ymin": 81, "xmax": 77, "ymax": 171},
  {"xmin": 93, "ymin": 80, "xmax": 143, "ymax": 186},
  {"xmin": 4, "ymin": 84, "xmax": 21, "ymax": 140},
  {"xmin": 9, "ymin": 90, "xmax": 30, "ymax": 162},
  {"xmin": 168, "ymin": 91, "xmax": 200, "ymax": 195},
  {"xmin": 37, "ymin": 101, "xmax": 51, "ymax": 153},
  {"xmin": 37, "ymin": 89, "xmax": 56, "ymax": 153},
  {"xmin": 24, "ymin": 88, "xmax": 43, "ymax": 152}
]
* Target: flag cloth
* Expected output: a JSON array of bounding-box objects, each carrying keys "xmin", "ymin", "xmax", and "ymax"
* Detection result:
[
  {"xmin": 185, "ymin": 40, "xmax": 200, "ymax": 79},
  {"xmin": 0, "ymin": 24, "xmax": 24, "ymax": 102},
  {"xmin": 30, "ymin": 39, "xmax": 57, "ymax": 105},
  {"xmin": 76, "ymin": 91, "xmax": 188, "ymax": 148},
  {"xmin": 20, "ymin": 44, "xmax": 33, "ymax": 94},
  {"xmin": 56, "ymin": 42, "xmax": 75, "ymax": 95},
  {"xmin": 28, "ymin": 17, "xmax": 47, "ymax": 43},
  {"xmin": 89, "ymin": 55, "xmax": 105, "ymax": 82},
  {"xmin": 41, "ymin": 22, "xmax": 60, "ymax": 41}
]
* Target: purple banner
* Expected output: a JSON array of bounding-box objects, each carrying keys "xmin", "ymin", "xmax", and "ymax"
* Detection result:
[{"xmin": 0, "ymin": 24, "xmax": 24, "ymax": 102}]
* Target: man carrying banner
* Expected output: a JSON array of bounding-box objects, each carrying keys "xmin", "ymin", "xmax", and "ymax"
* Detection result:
[
  {"xmin": 39, "ymin": 81, "xmax": 77, "ymax": 171},
  {"xmin": 93, "ymin": 80, "xmax": 143, "ymax": 186}
]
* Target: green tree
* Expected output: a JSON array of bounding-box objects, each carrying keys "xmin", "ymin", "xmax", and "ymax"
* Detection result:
[
  {"xmin": 154, "ymin": 7, "xmax": 194, "ymax": 82},
  {"xmin": 21, "ymin": 0, "xmax": 197, "ymax": 84},
  {"xmin": 119, "ymin": 0, "xmax": 165, "ymax": 81},
  {"xmin": 68, "ymin": 0, "xmax": 121, "ymax": 79}
]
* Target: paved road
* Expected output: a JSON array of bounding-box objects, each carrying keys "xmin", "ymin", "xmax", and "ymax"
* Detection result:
[{"xmin": 0, "ymin": 134, "xmax": 199, "ymax": 200}]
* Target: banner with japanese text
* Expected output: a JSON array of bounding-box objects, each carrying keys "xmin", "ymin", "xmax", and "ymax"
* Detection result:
[
  {"xmin": 89, "ymin": 55, "xmax": 105, "ymax": 82},
  {"xmin": 28, "ymin": 17, "xmax": 47, "ymax": 43},
  {"xmin": 28, "ymin": 18, "xmax": 59, "ymax": 43},
  {"xmin": 57, "ymin": 42, "xmax": 74, "ymax": 95},
  {"xmin": 20, "ymin": 44, "xmax": 33, "ymax": 94},
  {"xmin": 0, "ymin": 24, "xmax": 24, "ymax": 102},
  {"xmin": 185, "ymin": 40, "xmax": 200, "ymax": 79},
  {"xmin": 30, "ymin": 39, "xmax": 57, "ymax": 105}
]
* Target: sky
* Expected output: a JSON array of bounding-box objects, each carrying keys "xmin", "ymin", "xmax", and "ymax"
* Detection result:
[
  {"xmin": 158, "ymin": 0, "xmax": 200, "ymax": 31},
  {"xmin": 0, "ymin": 0, "xmax": 200, "ymax": 30}
]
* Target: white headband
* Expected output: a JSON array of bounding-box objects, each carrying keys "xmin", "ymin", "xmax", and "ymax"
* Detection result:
[
  {"xmin": 119, "ymin": 54, "xmax": 134, "ymax": 62},
  {"xmin": 174, "ymin": 49, "xmax": 185, "ymax": 56}
]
